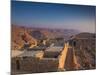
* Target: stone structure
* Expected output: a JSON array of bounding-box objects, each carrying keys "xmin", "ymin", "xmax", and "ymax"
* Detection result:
[{"xmin": 11, "ymin": 43, "xmax": 78, "ymax": 74}]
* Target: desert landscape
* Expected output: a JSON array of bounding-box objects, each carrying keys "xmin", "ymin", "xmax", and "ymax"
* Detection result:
[
  {"xmin": 11, "ymin": 24, "xmax": 96, "ymax": 74},
  {"xmin": 11, "ymin": 1, "xmax": 96, "ymax": 75}
]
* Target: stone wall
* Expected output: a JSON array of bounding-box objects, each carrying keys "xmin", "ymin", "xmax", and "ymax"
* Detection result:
[
  {"xmin": 58, "ymin": 43, "xmax": 68, "ymax": 70},
  {"xmin": 35, "ymin": 58, "xmax": 59, "ymax": 72},
  {"xmin": 12, "ymin": 43, "xmax": 77, "ymax": 74},
  {"xmin": 11, "ymin": 57, "xmax": 40, "ymax": 73},
  {"xmin": 11, "ymin": 56, "xmax": 59, "ymax": 74},
  {"xmin": 64, "ymin": 47, "xmax": 79, "ymax": 70}
]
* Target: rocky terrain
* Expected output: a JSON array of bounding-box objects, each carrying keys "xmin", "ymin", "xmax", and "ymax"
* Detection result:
[
  {"xmin": 11, "ymin": 25, "xmax": 80, "ymax": 50},
  {"xmin": 11, "ymin": 24, "xmax": 96, "ymax": 72},
  {"xmin": 70, "ymin": 33, "xmax": 96, "ymax": 70}
]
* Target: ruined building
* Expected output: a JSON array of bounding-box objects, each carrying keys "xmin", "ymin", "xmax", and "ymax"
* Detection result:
[{"xmin": 11, "ymin": 43, "xmax": 78, "ymax": 74}]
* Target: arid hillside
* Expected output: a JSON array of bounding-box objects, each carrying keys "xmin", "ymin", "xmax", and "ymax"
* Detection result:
[
  {"xmin": 69, "ymin": 32, "xmax": 96, "ymax": 70},
  {"xmin": 11, "ymin": 25, "xmax": 80, "ymax": 50},
  {"xmin": 11, "ymin": 25, "xmax": 96, "ymax": 74},
  {"xmin": 11, "ymin": 25, "xmax": 37, "ymax": 50}
]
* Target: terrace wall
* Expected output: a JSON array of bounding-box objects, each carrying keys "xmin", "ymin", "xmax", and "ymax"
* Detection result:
[
  {"xmin": 58, "ymin": 43, "xmax": 68, "ymax": 70},
  {"xmin": 11, "ymin": 57, "xmax": 59, "ymax": 74}
]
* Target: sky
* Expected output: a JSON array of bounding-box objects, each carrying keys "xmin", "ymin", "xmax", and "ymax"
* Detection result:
[{"xmin": 11, "ymin": 1, "xmax": 96, "ymax": 33}]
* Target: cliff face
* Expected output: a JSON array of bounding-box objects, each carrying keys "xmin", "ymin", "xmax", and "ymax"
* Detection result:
[
  {"xmin": 74, "ymin": 32, "xmax": 96, "ymax": 39},
  {"xmin": 69, "ymin": 33, "xmax": 96, "ymax": 69},
  {"xmin": 11, "ymin": 25, "xmax": 37, "ymax": 50},
  {"xmin": 11, "ymin": 25, "xmax": 80, "ymax": 50},
  {"xmin": 11, "ymin": 25, "xmax": 24, "ymax": 50}
]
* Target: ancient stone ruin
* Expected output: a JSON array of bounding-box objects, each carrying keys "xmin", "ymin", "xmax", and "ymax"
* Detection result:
[{"xmin": 11, "ymin": 43, "xmax": 78, "ymax": 74}]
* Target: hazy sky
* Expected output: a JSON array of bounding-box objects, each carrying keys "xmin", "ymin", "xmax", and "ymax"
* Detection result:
[{"xmin": 11, "ymin": 1, "xmax": 96, "ymax": 33}]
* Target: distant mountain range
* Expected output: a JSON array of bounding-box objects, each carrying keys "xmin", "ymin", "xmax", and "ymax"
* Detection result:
[
  {"xmin": 12, "ymin": 24, "xmax": 95, "ymax": 50},
  {"xmin": 74, "ymin": 32, "xmax": 96, "ymax": 39}
]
